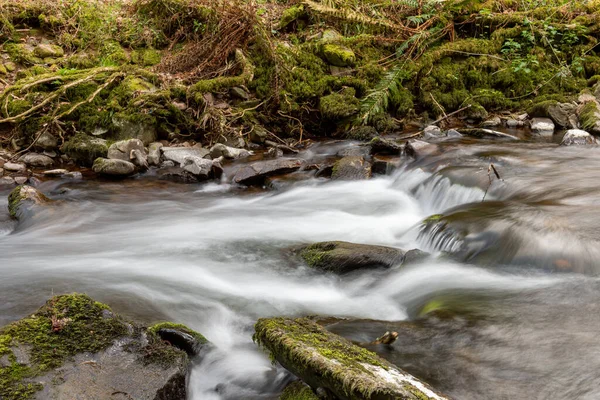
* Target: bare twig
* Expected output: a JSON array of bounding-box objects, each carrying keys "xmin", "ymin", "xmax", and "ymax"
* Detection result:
[{"xmin": 482, "ymin": 163, "xmax": 503, "ymax": 201}]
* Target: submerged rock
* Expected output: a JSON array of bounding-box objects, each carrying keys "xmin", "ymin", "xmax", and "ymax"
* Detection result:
[
  {"xmin": 254, "ymin": 317, "xmax": 448, "ymax": 400},
  {"xmin": 331, "ymin": 156, "xmax": 371, "ymax": 180},
  {"xmin": 7, "ymin": 185, "xmax": 50, "ymax": 219},
  {"xmin": 92, "ymin": 158, "xmax": 136, "ymax": 177},
  {"xmin": 232, "ymin": 158, "xmax": 305, "ymax": 186},
  {"xmin": 405, "ymin": 139, "xmax": 438, "ymax": 158},
  {"xmin": 209, "ymin": 143, "xmax": 252, "ymax": 160},
  {"xmin": 423, "ymin": 125, "xmax": 444, "ymax": 140},
  {"xmin": 560, "ymin": 129, "xmax": 597, "ymax": 146},
  {"xmin": 296, "ymin": 241, "xmax": 406, "ymax": 274},
  {"xmin": 0, "ymin": 294, "xmax": 205, "ymax": 400}
]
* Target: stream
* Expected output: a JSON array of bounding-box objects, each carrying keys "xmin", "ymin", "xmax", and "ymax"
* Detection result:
[{"xmin": 2, "ymin": 135, "xmax": 600, "ymax": 399}]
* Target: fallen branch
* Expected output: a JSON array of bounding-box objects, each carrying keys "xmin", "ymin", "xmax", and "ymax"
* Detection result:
[
  {"xmin": 430, "ymin": 104, "xmax": 471, "ymax": 126},
  {"xmin": 482, "ymin": 163, "xmax": 503, "ymax": 201}
]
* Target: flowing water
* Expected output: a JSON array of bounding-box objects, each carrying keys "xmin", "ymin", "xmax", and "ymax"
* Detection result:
[{"xmin": 2, "ymin": 136, "xmax": 600, "ymax": 399}]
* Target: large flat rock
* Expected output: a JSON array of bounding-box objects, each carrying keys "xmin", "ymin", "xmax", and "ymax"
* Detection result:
[{"xmin": 232, "ymin": 158, "xmax": 305, "ymax": 185}]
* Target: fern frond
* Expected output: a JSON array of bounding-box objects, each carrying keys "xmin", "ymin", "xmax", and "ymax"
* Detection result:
[
  {"xmin": 302, "ymin": 0, "xmax": 411, "ymax": 32},
  {"xmin": 358, "ymin": 64, "xmax": 410, "ymax": 124}
]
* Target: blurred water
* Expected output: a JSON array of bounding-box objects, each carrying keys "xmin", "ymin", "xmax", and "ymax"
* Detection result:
[{"xmin": 2, "ymin": 139, "xmax": 600, "ymax": 399}]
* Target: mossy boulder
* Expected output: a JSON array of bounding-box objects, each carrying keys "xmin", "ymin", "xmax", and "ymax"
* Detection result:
[
  {"xmin": 0, "ymin": 294, "xmax": 205, "ymax": 400},
  {"xmin": 279, "ymin": 5, "xmax": 306, "ymax": 29},
  {"xmin": 61, "ymin": 134, "xmax": 109, "ymax": 167},
  {"xmin": 280, "ymin": 381, "xmax": 319, "ymax": 400},
  {"xmin": 322, "ymin": 44, "xmax": 356, "ymax": 67},
  {"xmin": 92, "ymin": 158, "xmax": 136, "ymax": 177},
  {"xmin": 528, "ymin": 100, "xmax": 577, "ymax": 128},
  {"xmin": 254, "ymin": 317, "xmax": 448, "ymax": 400},
  {"xmin": 296, "ymin": 241, "xmax": 406, "ymax": 274},
  {"xmin": 7, "ymin": 185, "xmax": 50, "ymax": 220},
  {"xmin": 579, "ymin": 101, "xmax": 600, "ymax": 134}
]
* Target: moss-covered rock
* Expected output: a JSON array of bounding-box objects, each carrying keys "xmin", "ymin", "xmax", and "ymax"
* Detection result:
[
  {"xmin": 7, "ymin": 185, "xmax": 50, "ymax": 220},
  {"xmin": 61, "ymin": 134, "xmax": 109, "ymax": 166},
  {"xmin": 579, "ymin": 100, "xmax": 600, "ymax": 134},
  {"xmin": 0, "ymin": 294, "xmax": 205, "ymax": 400},
  {"xmin": 279, "ymin": 5, "xmax": 306, "ymax": 29},
  {"xmin": 131, "ymin": 48, "xmax": 162, "ymax": 66},
  {"xmin": 296, "ymin": 241, "xmax": 406, "ymax": 274},
  {"xmin": 254, "ymin": 317, "xmax": 447, "ymax": 400},
  {"xmin": 322, "ymin": 44, "xmax": 356, "ymax": 67},
  {"xmin": 33, "ymin": 44, "xmax": 64, "ymax": 59},
  {"xmin": 280, "ymin": 381, "xmax": 319, "ymax": 400}
]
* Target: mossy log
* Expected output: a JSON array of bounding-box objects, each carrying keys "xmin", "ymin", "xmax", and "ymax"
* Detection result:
[{"xmin": 254, "ymin": 317, "xmax": 448, "ymax": 400}]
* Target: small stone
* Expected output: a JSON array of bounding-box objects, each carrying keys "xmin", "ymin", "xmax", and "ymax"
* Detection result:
[
  {"xmin": 4, "ymin": 162, "xmax": 26, "ymax": 172},
  {"xmin": 560, "ymin": 129, "xmax": 597, "ymax": 146},
  {"xmin": 230, "ymin": 86, "xmax": 249, "ymax": 101},
  {"xmin": 250, "ymin": 126, "xmax": 268, "ymax": 144},
  {"xmin": 446, "ymin": 129, "xmax": 463, "ymax": 138},
  {"xmin": 172, "ymin": 101, "xmax": 187, "ymax": 111},
  {"xmin": 148, "ymin": 142, "xmax": 163, "ymax": 166},
  {"xmin": 4, "ymin": 62, "xmax": 16, "ymax": 72},
  {"xmin": 481, "ymin": 116, "xmax": 501, "ymax": 127},
  {"xmin": 130, "ymin": 148, "xmax": 149, "ymax": 170},
  {"xmin": 209, "ymin": 144, "xmax": 252, "ymax": 160},
  {"xmin": 34, "ymin": 43, "xmax": 64, "ymax": 58},
  {"xmin": 43, "ymin": 169, "xmax": 69, "ymax": 176},
  {"xmin": 162, "ymin": 147, "xmax": 210, "ymax": 165},
  {"xmin": 530, "ymin": 117, "xmax": 555, "ymax": 132},
  {"xmin": 505, "ymin": 119, "xmax": 525, "ymax": 128},
  {"xmin": 107, "ymin": 139, "xmax": 145, "ymax": 162},
  {"xmin": 92, "ymin": 158, "xmax": 136, "ymax": 176},
  {"xmin": 36, "ymin": 132, "xmax": 58, "ymax": 150},
  {"xmin": 265, "ymin": 147, "xmax": 283, "ymax": 159},
  {"xmin": 423, "ymin": 125, "xmax": 444, "ymax": 140},
  {"xmin": 19, "ymin": 153, "xmax": 54, "ymax": 168},
  {"xmin": 42, "ymin": 150, "xmax": 57, "ymax": 158},
  {"xmin": 14, "ymin": 176, "xmax": 28, "ymax": 185}
]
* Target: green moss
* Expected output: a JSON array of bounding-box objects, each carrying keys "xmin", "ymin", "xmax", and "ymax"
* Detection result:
[
  {"xmin": 527, "ymin": 99, "xmax": 558, "ymax": 118},
  {"xmin": 61, "ymin": 134, "xmax": 109, "ymax": 166},
  {"xmin": 7, "ymin": 185, "xmax": 50, "ymax": 220},
  {"xmin": 5, "ymin": 43, "xmax": 43, "ymax": 66},
  {"xmin": 345, "ymin": 125, "xmax": 377, "ymax": 141},
  {"xmin": 0, "ymin": 294, "xmax": 129, "ymax": 399},
  {"xmin": 322, "ymin": 44, "xmax": 355, "ymax": 67},
  {"xmin": 280, "ymin": 381, "xmax": 319, "ymax": 400},
  {"xmin": 423, "ymin": 214, "xmax": 443, "ymax": 223},
  {"xmin": 579, "ymin": 101, "xmax": 600, "ymax": 131},
  {"xmin": 131, "ymin": 49, "xmax": 162, "ymax": 66},
  {"xmin": 319, "ymin": 92, "xmax": 359, "ymax": 120},
  {"xmin": 279, "ymin": 5, "xmax": 305, "ymax": 29},
  {"xmin": 148, "ymin": 322, "xmax": 208, "ymax": 345}
]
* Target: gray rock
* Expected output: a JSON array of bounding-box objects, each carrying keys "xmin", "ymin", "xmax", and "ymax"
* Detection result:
[
  {"xmin": 295, "ymin": 241, "xmax": 406, "ymax": 274},
  {"xmin": 35, "ymin": 132, "xmax": 58, "ymax": 150},
  {"xmin": 43, "ymin": 169, "xmax": 70, "ymax": 177},
  {"xmin": 130, "ymin": 149, "xmax": 149, "ymax": 170},
  {"xmin": 403, "ymin": 249, "xmax": 431, "ymax": 265},
  {"xmin": 107, "ymin": 139, "xmax": 145, "ymax": 162},
  {"xmin": 18, "ymin": 153, "xmax": 54, "ymax": 168},
  {"xmin": 182, "ymin": 156, "xmax": 214, "ymax": 180},
  {"xmin": 112, "ymin": 117, "xmax": 157, "ymax": 145},
  {"xmin": 505, "ymin": 119, "xmax": 525, "ymax": 128},
  {"xmin": 265, "ymin": 147, "xmax": 283, "ymax": 159},
  {"xmin": 42, "ymin": 150, "xmax": 57, "ymax": 158},
  {"xmin": 14, "ymin": 176, "xmax": 28, "ymax": 185},
  {"xmin": 446, "ymin": 129, "xmax": 463, "ymax": 138},
  {"xmin": 481, "ymin": 116, "xmax": 501, "ymax": 127},
  {"xmin": 157, "ymin": 166, "xmax": 199, "ymax": 183},
  {"xmin": 162, "ymin": 147, "xmax": 210, "ymax": 165},
  {"xmin": 160, "ymin": 160, "xmax": 176, "ymax": 168},
  {"xmin": 548, "ymin": 102, "xmax": 577, "ymax": 128},
  {"xmin": 249, "ymin": 126, "xmax": 268, "ymax": 144},
  {"xmin": 423, "ymin": 125, "xmax": 444, "ymax": 140},
  {"xmin": 230, "ymin": 86, "xmax": 249, "ymax": 100},
  {"xmin": 4, "ymin": 162, "xmax": 26, "ymax": 172},
  {"xmin": 0, "ymin": 176, "xmax": 15, "ymax": 186},
  {"xmin": 369, "ymin": 136, "xmax": 402, "ymax": 155},
  {"xmin": 405, "ymin": 139, "xmax": 438, "ymax": 158},
  {"xmin": 148, "ymin": 142, "xmax": 163, "ymax": 166},
  {"xmin": 531, "ymin": 117, "xmax": 555, "ymax": 132},
  {"xmin": 92, "ymin": 158, "xmax": 136, "ymax": 177},
  {"xmin": 331, "ymin": 156, "xmax": 371, "ymax": 180},
  {"xmin": 209, "ymin": 143, "xmax": 252, "ymax": 160},
  {"xmin": 232, "ymin": 158, "xmax": 305, "ymax": 185},
  {"xmin": 560, "ymin": 129, "xmax": 597, "ymax": 146}
]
